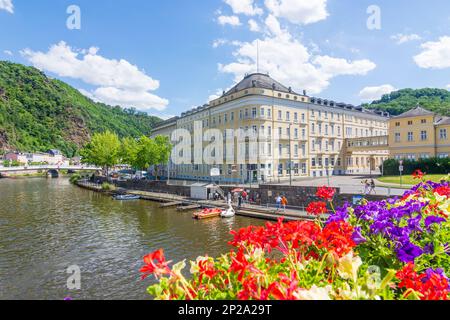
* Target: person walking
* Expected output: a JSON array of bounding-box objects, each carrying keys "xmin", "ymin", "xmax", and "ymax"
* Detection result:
[
  {"xmin": 362, "ymin": 179, "xmax": 369, "ymax": 195},
  {"xmin": 281, "ymin": 195, "xmax": 288, "ymax": 213},
  {"xmin": 238, "ymin": 194, "xmax": 243, "ymax": 209},
  {"xmin": 275, "ymin": 195, "xmax": 282, "ymax": 213},
  {"xmin": 369, "ymin": 179, "xmax": 377, "ymax": 195}
]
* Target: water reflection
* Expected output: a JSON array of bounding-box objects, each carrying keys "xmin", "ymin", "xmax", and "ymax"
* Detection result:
[{"xmin": 0, "ymin": 178, "xmax": 264, "ymax": 300}]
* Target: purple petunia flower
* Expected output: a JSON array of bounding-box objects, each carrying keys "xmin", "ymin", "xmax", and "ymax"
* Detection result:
[
  {"xmin": 425, "ymin": 216, "xmax": 446, "ymax": 230},
  {"xmin": 396, "ymin": 242, "xmax": 423, "ymax": 263},
  {"xmin": 423, "ymin": 243, "xmax": 434, "ymax": 255},
  {"xmin": 352, "ymin": 227, "xmax": 367, "ymax": 245},
  {"xmin": 407, "ymin": 214, "xmax": 423, "ymax": 232}
]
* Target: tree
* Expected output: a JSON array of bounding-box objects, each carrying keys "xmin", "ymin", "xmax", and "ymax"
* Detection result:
[
  {"xmin": 153, "ymin": 135, "xmax": 172, "ymax": 181},
  {"xmin": 120, "ymin": 137, "xmax": 139, "ymax": 166},
  {"xmin": 80, "ymin": 131, "xmax": 121, "ymax": 178},
  {"xmin": 133, "ymin": 136, "xmax": 158, "ymax": 172}
]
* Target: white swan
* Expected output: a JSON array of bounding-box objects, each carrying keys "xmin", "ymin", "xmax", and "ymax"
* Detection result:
[{"xmin": 221, "ymin": 200, "xmax": 235, "ymax": 218}]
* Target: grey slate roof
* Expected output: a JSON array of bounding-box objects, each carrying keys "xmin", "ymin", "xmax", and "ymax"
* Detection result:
[
  {"xmin": 224, "ymin": 73, "xmax": 299, "ymax": 96},
  {"xmin": 393, "ymin": 106, "xmax": 435, "ymax": 119},
  {"xmin": 435, "ymin": 116, "xmax": 450, "ymax": 125}
]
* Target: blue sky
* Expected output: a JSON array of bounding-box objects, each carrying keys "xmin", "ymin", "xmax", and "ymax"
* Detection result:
[{"xmin": 1, "ymin": 0, "xmax": 450, "ymax": 119}]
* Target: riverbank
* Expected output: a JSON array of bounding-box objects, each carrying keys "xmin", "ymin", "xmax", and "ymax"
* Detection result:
[
  {"xmin": 75, "ymin": 180, "xmax": 322, "ymax": 222},
  {"xmin": 0, "ymin": 178, "xmax": 265, "ymax": 299}
]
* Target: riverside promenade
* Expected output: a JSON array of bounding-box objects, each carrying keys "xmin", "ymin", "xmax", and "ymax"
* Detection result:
[{"xmin": 76, "ymin": 180, "xmax": 324, "ymax": 222}]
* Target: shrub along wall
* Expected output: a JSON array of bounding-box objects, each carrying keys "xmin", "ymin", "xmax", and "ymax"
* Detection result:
[{"xmin": 382, "ymin": 157, "xmax": 450, "ymax": 176}]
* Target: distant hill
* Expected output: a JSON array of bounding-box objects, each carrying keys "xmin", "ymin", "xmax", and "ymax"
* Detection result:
[
  {"xmin": 364, "ymin": 88, "xmax": 450, "ymax": 117},
  {"xmin": 0, "ymin": 61, "xmax": 162, "ymax": 157}
]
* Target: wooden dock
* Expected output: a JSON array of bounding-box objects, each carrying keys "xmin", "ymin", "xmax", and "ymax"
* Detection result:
[
  {"xmin": 177, "ymin": 204, "xmax": 202, "ymax": 211},
  {"xmin": 160, "ymin": 201, "xmax": 183, "ymax": 208}
]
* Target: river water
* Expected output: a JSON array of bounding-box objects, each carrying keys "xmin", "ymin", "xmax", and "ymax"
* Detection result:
[{"xmin": 0, "ymin": 178, "xmax": 264, "ymax": 300}]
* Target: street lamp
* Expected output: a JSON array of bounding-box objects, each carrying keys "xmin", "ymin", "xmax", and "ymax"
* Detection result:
[{"xmin": 289, "ymin": 123, "xmax": 292, "ymax": 186}]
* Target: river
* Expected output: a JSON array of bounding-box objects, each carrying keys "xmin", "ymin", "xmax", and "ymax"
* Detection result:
[{"xmin": 0, "ymin": 178, "xmax": 264, "ymax": 300}]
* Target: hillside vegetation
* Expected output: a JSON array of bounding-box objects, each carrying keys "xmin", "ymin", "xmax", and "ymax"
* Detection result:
[
  {"xmin": 365, "ymin": 88, "xmax": 450, "ymax": 116},
  {"xmin": 0, "ymin": 61, "xmax": 161, "ymax": 156}
]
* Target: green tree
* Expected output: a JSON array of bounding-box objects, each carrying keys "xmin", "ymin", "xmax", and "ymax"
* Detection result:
[
  {"xmin": 133, "ymin": 136, "xmax": 158, "ymax": 172},
  {"xmin": 153, "ymin": 135, "xmax": 172, "ymax": 181},
  {"xmin": 120, "ymin": 137, "xmax": 139, "ymax": 166},
  {"xmin": 80, "ymin": 131, "xmax": 121, "ymax": 177}
]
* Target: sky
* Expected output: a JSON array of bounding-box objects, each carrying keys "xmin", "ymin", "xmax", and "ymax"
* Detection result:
[{"xmin": 1, "ymin": 0, "xmax": 450, "ymax": 119}]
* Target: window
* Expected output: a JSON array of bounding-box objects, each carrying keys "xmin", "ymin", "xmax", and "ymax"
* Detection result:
[
  {"xmin": 286, "ymin": 111, "xmax": 290, "ymax": 121},
  {"xmin": 302, "ymin": 128, "xmax": 306, "ymax": 139},
  {"xmin": 331, "ymin": 157, "xmax": 335, "ymax": 166},
  {"xmin": 311, "ymin": 123, "xmax": 315, "ymax": 134},
  {"xmin": 337, "ymin": 158, "xmax": 341, "ymax": 166},
  {"xmin": 294, "ymin": 128, "xmax": 299, "ymax": 139},
  {"xmin": 268, "ymin": 143, "xmax": 272, "ymax": 156},
  {"xmin": 301, "ymin": 144, "xmax": 306, "ymax": 156},
  {"xmin": 279, "ymin": 144, "xmax": 282, "ymax": 155},
  {"xmin": 421, "ymin": 119, "xmax": 427, "ymax": 124},
  {"xmin": 278, "ymin": 164, "xmax": 283, "ymax": 175},
  {"xmin": 252, "ymin": 108, "xmax": 257, "ymax": 118},
  {"xmin": 301, "ymin": 163, "xmax": 307, "ymax": 174},
  {"xmin": 395, "ymin": 122, "xmax": 400, "ymax": 127},
  {"xmin": 318, "ymin": 157, "xmax": 323, "ymax": 167},
  {"xmin": 239, "ymin": 110, "xmax": 243, "ymax": 119},
  {"xmin": 312, "ymin": 158, "xmax": 316, "ymax": 167},
  {"xmin": 421, "ymin": 130, "xmax": 427, "ymax": 141},
  {"xmin": 224, "ymin": 114, "xmax": 227, "ymax": 123},
  {"xmin": 260, "ymin": 108, "xmax": 265, "ymax": 117},
  {"xmin": 294, "ymin": 112, "xmax": 298, "ymax": 122},
  {"xmin": 231, "ymin": 112, "xmax": 234, "ymax": 121},
  {"xmin": 301, "ymin": 113, "xmax": 305, "ymax": 122},
  {"xmin": 325, "ymin": 124, "xmax": 329, "ymax": 135},
  {"xmin": 294, "ymin": 144, "xmax": 298, "ymax": 157},
  {"xmin": 395, "ymin": 133, "xmax": 401, "ymax": 143},
  {"xmin": 407, "ymin": 132, "xmax": 413, "ymax": 142},
  {"xmin": 440, "ymin": 129, "xmax": 447, "ymax": 140},
  {"xmin": 318, "ymin": 124, "xmax": 322, "ymax": 134},
  {"xmin": 267, "ymin": 109, "xmax": 272, "ymax": 118},
  {"xmin": 408, "ymin": 121, "xmax": 413, "ymax": 125},
  {"xmin": 278, "ymin": 127, "xmax": 282, "ymax": 136},
  {"xmin": 311, "ymin": 139, "xmax": 316, "ymax": 151},
  {"xmin": 268, "ymin": 126, "xmax": 272, "ymax": 136},
  {"xmin": 278, "ymin": 111, "xmax": 282, "ymax": 120}
]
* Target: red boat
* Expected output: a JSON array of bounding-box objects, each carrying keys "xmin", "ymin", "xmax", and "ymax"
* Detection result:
[{"xmin": 192, "ymin": 208, "xmax": 222, "ymax": 220}]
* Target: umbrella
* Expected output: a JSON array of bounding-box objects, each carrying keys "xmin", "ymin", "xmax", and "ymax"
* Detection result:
[{"xmin": 231, "ymin": 188, "xmax": 244, "ymax": 193}]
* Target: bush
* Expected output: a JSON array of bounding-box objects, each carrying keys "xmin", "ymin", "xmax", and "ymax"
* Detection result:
[
  {"xmin": 69, "ymin": 173, "xmax": 82, "ymax": 184},
  {"xmin": 101, "ymin": 182, "xmax": 116, "ymax": 191},
  {"xmin": 382, "ymin": 157, "xmax": 450, "ymax": 176}
]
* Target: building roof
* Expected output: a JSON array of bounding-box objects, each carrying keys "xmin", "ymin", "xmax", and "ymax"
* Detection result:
[
  {"xmin": 435, "ymin": 116, "xmax": 450, "ymax": 125},
  {"xmin": 223, "ymin": 73, "xmax": 301, "ymax": 97},
  {"xmin": 393, "ymin": 106, "xmax": 435, "ymax": 119}
]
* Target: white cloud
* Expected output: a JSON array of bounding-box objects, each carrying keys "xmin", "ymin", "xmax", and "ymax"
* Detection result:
[
  {"xmin": 313, "ymin": 55, "xmax": 375, "ymax": 76},
  {"xmin": 224, "ymin": 0, "xmax": 263, "ymax": 16},
  {"xmin": 248, "ymin": 19, "xmax": 261, "ymax": 32},
  {"xmin": 3, "ymin": 50, "xmax": 13, "ymax": 56},
  {"xmin": 0, "ymin": 0, "xmax": 14, "ymax": 13},
  {"xmin": 208, "ymin": 89, "xmax": 225, "ymax": 101},
  {"xmin": 391, "ymin": 33, "xmax": 421, "ymax": 45},
  {"xmin": 218, "ymin": 21, "xmax": 376, "ymax": 95},
  {"xmin": 264, "ymin": 0, "xmax": 328, "ymax": 25},
  {"xmin": 218, "ymin": 15, "xmax": 242, "ymax": 26},
  {"xmin": 359, "ymin": 84, "xmax": 396, "ymax": 101},
  {"xmin": 446, "ymin": 84, "xmax": 450, "ymax": 90},
  {"xmin": 21, "ymin": 41, "xmax": 168, "ymax": 112},
  {"xmin": 414, "ymin": 36, "xmax": 450, "ymax": 69}
]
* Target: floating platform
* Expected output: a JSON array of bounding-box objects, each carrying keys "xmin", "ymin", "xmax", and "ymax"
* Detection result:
[
  {"xmin": 160, "ymin": 201, "xmax": 183, "ymax": 208},
  {"xmin": 177, "ymin": 204, "xmax": 202, "ymax": 211}
]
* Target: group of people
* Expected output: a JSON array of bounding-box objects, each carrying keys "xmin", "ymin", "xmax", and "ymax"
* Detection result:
[
  {"xmin": 275, "ymin": 195, "xmax": 288, "ymax": 213},
  {"xmin": 362, "ymin": 178, "xmax": 377, "ymax": 195}
]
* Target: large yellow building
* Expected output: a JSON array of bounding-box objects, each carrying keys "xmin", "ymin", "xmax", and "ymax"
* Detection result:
[
  {"xmin": 152, "ymin": 73, "xmax": 389, "ymax": 183},
  {"xmin": 389, "ymin": 106, "xmax": 450, "ymax": 160}
]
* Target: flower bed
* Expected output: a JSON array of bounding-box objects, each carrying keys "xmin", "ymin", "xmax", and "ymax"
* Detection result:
[{"xmin": 140, "ymin": 172, "xmax": 449, "ymax": 300}]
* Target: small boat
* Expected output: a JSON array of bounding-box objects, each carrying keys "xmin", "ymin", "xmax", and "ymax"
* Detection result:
[
  {"xmin": 113, "ymin": 194, "xmax": 141, "ymax": 201},
  {"xmin": 192, "ymin": 208, "xmax": 222, "ymax": 220},
  {"xmin": 221, "ymin": 201, "xmax": 236, "ymax": 218}
]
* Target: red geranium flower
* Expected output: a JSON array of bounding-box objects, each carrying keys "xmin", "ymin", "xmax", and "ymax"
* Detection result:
[
  {"xmin": 140, "ymin": 249, "xmax": 172, "ymax": 279},
  {"xmin": 434, "ymin": 186, "xmax": 450, "ymax": 197},
  {"xmin": 412, "ymin": 169, "xmax": 425, "ymax": 180},
  {"xmin": 306, "ymin": 201, "xmax": 328, "ymax": 216},
  {"xmin": 316, "ymin": 186, "xmax": 336, "ymax": 201}
]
